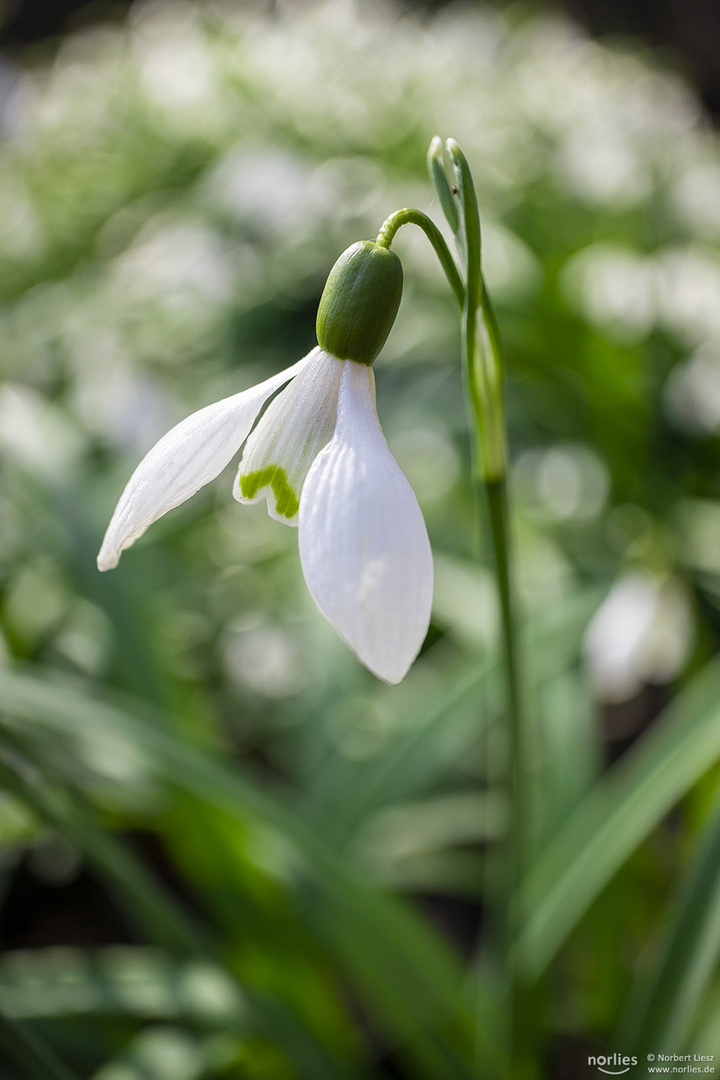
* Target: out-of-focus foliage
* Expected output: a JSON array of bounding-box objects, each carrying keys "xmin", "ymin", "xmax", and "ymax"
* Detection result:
[{"xmin": 2, "ymin": 1, "xmax": 720, "ymax": 1076}]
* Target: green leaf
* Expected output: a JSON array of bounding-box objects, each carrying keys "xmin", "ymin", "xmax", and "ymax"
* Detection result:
[
  {"xmin": 0, "ymin": 762, "xmax": 364, "ymax": 1080},
  {"xmin": 0, "ymin": 1011, "xmax": 80, "ymax": 1080},
  {"xmin": 517, "ymin": 658, "xmax": 720, "ymax": 978},
  {"xmin": 686, "ymin": 979, "xmax": 720, "ymax": 1058},
  {"xmin": 534, "ymin": 669, "xmax": 599, "ymax": 847},
  {"xmin": 618, "ymin": 806, "xmax": 720, "ymax": 1055},
  {"xmin": 0, "ymin": 757, "xmax": 212, "ymax": 957},
  {"xmin": 0, "ymin": 665, "xmax": 479, "ymax": 1079}
]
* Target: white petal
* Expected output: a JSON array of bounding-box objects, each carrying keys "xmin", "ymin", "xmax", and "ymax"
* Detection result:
[
  {"xmin": 299, "ymin": 360, "xmax": 433, "ymax": 684},
  {"xmin": 235, "ymin": 349, "xmax": 343, "ymax": 525},
  {"xmin": 97, "ymin": 356, "xmax": 309, "ymax": 570}
]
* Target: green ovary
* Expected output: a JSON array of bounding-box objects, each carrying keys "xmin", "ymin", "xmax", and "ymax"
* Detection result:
[{"xmin": 240, "ymin": 465, "xmax": 300, "ymax": 519}]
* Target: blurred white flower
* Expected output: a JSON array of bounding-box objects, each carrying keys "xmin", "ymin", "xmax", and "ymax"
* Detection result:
[
  {"xmin": 560, "ymin": 124, "xmax": 650, "ymax": 207},
  {"xmin": 514, "ymin": 443, "xmax": 609, "ymax": 523},
  {"xmin": 560, "ymin": 244, "xmax": 656, "ymax": 344},
  {"xmin": 223, "ymin": 620, "xmax": 307, "ymax": 699},
  {"xmin": 583, "ymin": 571, "xmax": 693, "ymax": 703},
  {"xmin": 656, "ymin": 248, "xmax": 720, "ymax": 346},
  {"xmin": 671, "ymin": 161, "xmax": 720, "ymax": 237},
  {"xmin": 664, "ymin": 346, "xmax": 720, "ymax": 434},
  {"xmin": 0, "ymin": 384, "xmax": 84, "ymax": 476},
  {"xmin": 97, "ymin": 349, "xmax": 433, "ymax": 685}
]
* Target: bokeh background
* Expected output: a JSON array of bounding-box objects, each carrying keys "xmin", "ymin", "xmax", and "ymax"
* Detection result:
[{"xmin": 1, "ymin": 1, "xmax": 720, "ymax": 1077}]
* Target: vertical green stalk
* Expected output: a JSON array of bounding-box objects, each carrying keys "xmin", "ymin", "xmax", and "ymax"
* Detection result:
[
  {"xmin": 438, "ymin": 138, "xmax": 533, "ymax": 1076},
  {"xmin": 486, "ymin": 477, "xmax": 524, "ymax": 865},
  {"xmin": 618, "ymin": 798, "xmax": 720, "ymax": 1055},
  {"xmin": 485, "ymin": 476, "xmax": 535, "ymax": 1078}
]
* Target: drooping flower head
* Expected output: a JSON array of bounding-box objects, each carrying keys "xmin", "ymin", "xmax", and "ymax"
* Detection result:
[{"xmin": 98, "ymin": 239, "xmax": 433, "ymax": 684}]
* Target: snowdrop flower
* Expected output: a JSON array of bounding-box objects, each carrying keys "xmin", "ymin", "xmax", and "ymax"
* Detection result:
[{"xmin": 98, "ymin": 241, "xmax": 433, "ymax": 684}]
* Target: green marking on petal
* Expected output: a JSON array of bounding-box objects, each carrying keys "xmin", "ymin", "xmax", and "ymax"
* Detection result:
[{"xmin": 239, "ymin": 466, "xmax": 300, "ymax": 519}]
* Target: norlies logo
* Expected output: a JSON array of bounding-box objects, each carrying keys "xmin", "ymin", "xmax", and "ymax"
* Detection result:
[{"xmin": 588, "ymin": 1053, "xmax": 638, "ymax": 1075}]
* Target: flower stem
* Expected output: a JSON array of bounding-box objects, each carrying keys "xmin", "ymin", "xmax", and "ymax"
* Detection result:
[
  {"xmin": 376, "ymin": 208, "xmax": 465, "ymax": 310},
  {"xmin": 483, "ymin": 477, "xmax": 528, "ymax": 967},
  {"xmin": 478, "ymin": 394, "xmax": 536, "ymax": 1078},
  {"xmin": 435, "ymin": 138, "xmax": 535, "ymax": 1075}
]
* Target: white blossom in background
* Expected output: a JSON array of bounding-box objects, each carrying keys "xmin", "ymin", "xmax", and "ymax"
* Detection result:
[
  {"xmin": 560, "ymin": 244, "xmax": 656, "ymax": 345},
  {"xmin": 663, "ymin": 346, "xmax": 720, "ymax": 434},
  {"xmin": 0, "ymin": 384, "xmax": 85, "ymax": 477},
  {"xmin": 583, "ymin": 571, "xmax": 694, "ymax": 703}
]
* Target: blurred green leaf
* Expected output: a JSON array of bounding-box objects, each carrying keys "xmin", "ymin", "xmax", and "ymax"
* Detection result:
[
  {"xmin": 0, "ymin": 764, "xmax": 370, "ymax": 1080},
  {"xmin": 0, "ymin": 1011, "xmax": 80, "ymax": 1080},
  {"xmin": 518, "ymin": 659, "xmax": 720, "ymax": 978},
  {"xmin": 687, "ymin": 979, "xmax": 720, "ymax": 1059},
  {"xmin": 618, "ymin": 804, "xmax": 720, "ymax": 1055},
  {"xmin": 0, "ymin": 756, "xmax": 212, "ymax": 957},
  {"xmin": 534, "ymin": 669, "xmax": 599, "ymax": 846},
  {"xmin": 0, "ymin": 665, "xmax": 480, "ymax": 1078}
]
